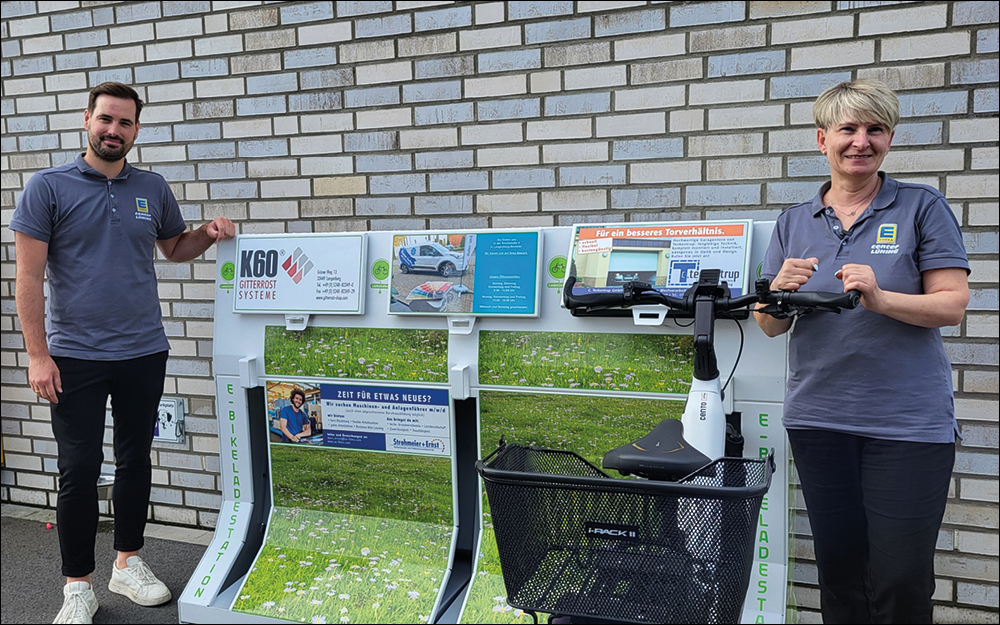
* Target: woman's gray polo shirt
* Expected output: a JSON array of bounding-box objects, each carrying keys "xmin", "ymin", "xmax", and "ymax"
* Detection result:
[
  {"xmin": 762, "ymin": 173, "xmax": 969, "ymax": 444},
  {"xmin": 10, "ymin": 155, "xmax": 186, "ymax": 360}
]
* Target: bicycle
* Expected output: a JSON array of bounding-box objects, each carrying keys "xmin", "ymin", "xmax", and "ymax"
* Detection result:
[{"xmin": 476, "ymin": 269, "xmax": 859, "ymax": 624}]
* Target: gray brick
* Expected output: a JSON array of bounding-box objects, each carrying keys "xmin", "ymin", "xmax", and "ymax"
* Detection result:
[
  {"xmin": 709, "ymin": 50, "xmax": 785, "ymax": 77},
  {"xmin": 975, "ymin": 88, "xmax": 998, "ymax": 113},
  {"xmin": 93, "ymin": 7, "xmax": 114, "ymax": 26},
  {"xmin": 284, "ymin": 47, "xmax": 337, "ymax": 68},
  {"xmin": 65, "ymin": 30, "xmax": 108, "ymax": 51},
  {"xmin": 186, "ymin": 100, "xmax": 233, "ymax": 119},
  {"xmin": 478, "ymin": 98, "xmax": 540, "ymax": 120},
  {"xmin": 236, "ymin": 96, "xmax": 286, "ymax": 116},
  {"xmin": 686, "ymin": 184, "xmax": 760, "ymax": 206},
  {"xmin": 2, "ymin": 40, "xmax": 19, "ymax": 58},
  {"xmin": 428, "ymin": 171, "xmax": 489, "ymax": 192},
  {"xmin": 51, "ymin": 11, "xmax": 93, "ymax": 32},
  {"xmin": 281, "ymin": 1, "xmax": 334, "ymax": 24},
  {"xmin": 163, "ymin": 1, "xmax": 211, "ymax": 16},
  {"xmin": 357, "ymin": 154, "xmax": 412, "ymax": 172},
  {"xmin": 404, "ymin": 81, "xmax": 463, "ymax": 105},
  {"xmin": 370, "ymin": 173, "xmax": 425, "ymax": 195},
  {"xmin": 769, "ymin": 72, "xmax": 852, "ymax": 99},
  {"xmin": 415, "ymin": 195, "xmax": 473, "ymax": 215},
  {"xmin": 525, "ymin": 18, "xmax": 591, "ymax": 45},
  {"xmin": 595, "ymin": 8, "xmax": 666, "ymax": 37},
  {"xmin": 611, "ymin": 187, "xmax": 681, "ymax": 209},
  {"xmin": 952, "ymin": 59, "xmax": 999, "ymax": 85},
  {"xmin": 415, "ymin": 5, "xmax": 471, "ymax": 31},
  {"xmin": 345, "ymin": 86, "xmax": 400, "ymax": 108},
  {"xmin": 150, "ymin": 486, "xmax": 184, "ymax": 505},
  {"xmin": 209, "ymin": 182, "xmax": 258, "ymax": 199},
  {"xmin": 14, "ymin": 57, "xmax": 54, "ymax": 75},
  {"xmin": 1, "ymin": 1, "xmax": 35, "ymax": 18},
  {"xmin": 964, "ymin": 231, "xmax": 999, "ymax": 255},
  {"xmin": 197, "ymin": 162, "xmax": 246, "ymax": 180},
  {"xmin": 19, "ymin": 134, "xmax": 60, "ymax": 151},
  {"xmin": 415, "ymin": 102, "xmax": 475, "ymax": 125},
  {"xmin": 344, "ymin": 131, "xmax": 398, "ymax": 152},
  {"xmin": 612, "ymin": 138, "xmax": 683, "ymax": 160},
  {"xmin": 509, "ymin": 1, "xmax": 574, "ymax": 20},
  {"xmin": 239, "ymin": 139, "xmax": 289, "ymax": 158},
  {"xmin": 180, "ymin": 58, "xmax": 228, "ymax": 78},
  {"xmin": 7, "ymin": 116, "xmax": 47, "ymax": 133},
  {"xmin": 356, "ymin": 196, "xmax": 411, "ymax": 216},
  {"xmin": 559, "ymin": 165, "xmax": 625, "ymax": 186},
  {"xmin": 248, "ymin": 73, "xmax": 297, "ymax": 94},
  {"xmin": 356, "ymin": 14, "xmax": 411, "ymax": 38},
  {"xmin": 415, "ymin": 150, "xmax": 474, "ymax": 170},
  {"xmin": 337, "ymin": 0, "xmax": 391, "ymax": 17},
  {"xmin": 56, "ymin": 52, "xmax": 98, "ymax": 71},
  {"xmin": 953, "ymin": 450, "xmax": 999, "ymax": 476},
  {"xmin": 893, "ymin": 122, "xmax": 942, "ymax": 146},
  {"xmin": 631, "ymin": 58, "xmax": 704, "ymax": 84},
  {"xmin": 415, "ymin": 56, "xmax": 475, "ymax": 79},
  {"xmin": 545, "ymin": 92, "xmax": 611, "ymax": 116},
  {"xmin": 166, "ymin": 358, "xmax": 210, "ymax": 376},
  {"xmin": 89, "ymin": 68, "xmax": 133, "ymax": 85},
  {"xmin": 188, "ymin": 142, "xmax": 236, "ymax": 160},
  {"xmin": 135, "ymin": 62, "xmax": 180, "ymax": 84},
  {"xmin": 671, "ymin": 1, "xmax": 746, "ymax": 27},
  {"xmin": 301, "ymin": 68, "xmax": 353, "ymax": 90},
  {"xmin": 492, "ymin": 168, "xmax": 555, "ymax": 189},
  {"xmin": 953, "ymin": 1, "xmax": 1000, "ymax": 25},
  {"xmin": 544, "ymin": 42, "xmax": 610, "ymax": 67},
  {"xmin": 289, "ymin": 91, "xmax": 342, "ymax": 112},
  {"xmin": 898, "ymin": 91, "xmax": 968, "ymax": 117},
  {"xmin": 399, "ymin": 32, "xmax": 456, "ymax": 57},
  {"xmin": 787, "ymin": 155, "xmax": 830, "ymax": 177},
  {"xmin": 174, "ymin": 123, "xmax": 221, "ymax": 142},
  {"xmin": 136, "ymin": 125, "xmax": 173, "ymax": 144},
  {"xmin": 116, "ymin": 2, "xmax": 162, "ymax": 23},
  {"xmin": 479, "ymin": 49, "xmax": 541, "ymax": 74},
  {"xmin": 766, "ymin": 182, "xmax": 819, "ymax": 204}
]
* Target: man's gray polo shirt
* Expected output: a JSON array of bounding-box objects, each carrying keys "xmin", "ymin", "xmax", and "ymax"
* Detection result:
[
  {"xmin": 762, "ymin": 174, "xmax": 969, "ymax": 444},
  {"xmin": 10, "ymin": 155, "xmax": 186, "ymax": 360}
]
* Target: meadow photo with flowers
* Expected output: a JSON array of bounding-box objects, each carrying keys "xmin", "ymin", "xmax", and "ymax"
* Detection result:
[
  {"xmin": 478, "ymin": 331, "xmax": 695, "ymax": 394},
  {"xmin": 460, "ymin": 391, "xmax": 684, "ymax": 623},
  {"xmin": 233, "ymin": 445, "xmax": 454, "ymax": 622},
  {"xmin": 265, "ymin": 326, "xmax": 449, "ymax": 383}
]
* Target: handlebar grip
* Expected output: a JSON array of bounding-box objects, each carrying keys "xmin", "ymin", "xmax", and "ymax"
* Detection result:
[
  {"xmin": 562, "ymin": 275, "xmax": 628, "ymax": 309},
  {"xmin": 779, "ymin": 289, "xmax": 861, "ymax": 310}
]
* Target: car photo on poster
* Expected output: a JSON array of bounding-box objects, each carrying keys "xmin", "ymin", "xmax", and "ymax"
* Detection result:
[
  {"xmin": 391, "ymin": 234, "xmax": 477, "ymax": 314},
  {"xmin": 397, "ymin": 240, "xmax": 466, "ymax": 277}
]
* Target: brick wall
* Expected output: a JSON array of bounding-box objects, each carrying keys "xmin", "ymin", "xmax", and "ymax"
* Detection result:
[{"xmin": 1, "ymin": 1, "xmax": 997, "ymax": 621}]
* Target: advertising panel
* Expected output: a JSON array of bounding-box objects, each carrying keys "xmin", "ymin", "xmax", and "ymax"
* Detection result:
[
  {"xmin": 234, "ymin": 233, "xmax": 366, "ymax": 314},
  {"xmin": 566, "ymin": 220, "xmax": 753, "ymax": 298}
]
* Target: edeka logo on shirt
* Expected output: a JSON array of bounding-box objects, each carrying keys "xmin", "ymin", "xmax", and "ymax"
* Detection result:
[
  {"xmin": 134, "ymin": 197, "xmax": 152, "ymax": 221},
  {"xmin": 872, "ymin": 223, "xmax": 899, "ymax": 255}
]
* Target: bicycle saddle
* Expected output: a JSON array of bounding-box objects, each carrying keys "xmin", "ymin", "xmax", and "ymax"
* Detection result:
[{"xmin": 602, "ymin": 418, "xmax": 711, "ymax": 481}]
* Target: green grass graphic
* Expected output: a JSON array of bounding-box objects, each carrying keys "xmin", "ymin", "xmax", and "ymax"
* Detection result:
[
  {"xmin": 461, "ymin": 391, "xmax": 684, "ymax": 623},
  {"xmin": 264, "ymin": 326, "xmax": 448, "ymax": 383},
  {"xmin": 478, "ymin": 331, "xmax": 694, "ymax": 394}
]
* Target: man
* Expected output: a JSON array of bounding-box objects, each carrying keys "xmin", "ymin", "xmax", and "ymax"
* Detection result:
[
  {"xmin": 278, "ymin": 388, "xmax": 312, "ymax": 443},
  {"xmin": 10, "ymin": 82, "xmax": 236, "ymax": 624}
]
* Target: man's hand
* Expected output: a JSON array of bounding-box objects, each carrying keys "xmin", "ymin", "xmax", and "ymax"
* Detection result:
[
  {"xmin": 205, "ymin": 217, "xmax": 235, "ymax": 242},
  {"xmin": 29, "ymin": 354, "xmax": 62, "ymax": 404}
]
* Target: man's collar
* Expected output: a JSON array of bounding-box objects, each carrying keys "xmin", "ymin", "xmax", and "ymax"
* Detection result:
[{"xmin": 74, "ymin": 153, "xmax": 133, "ymax": 180}]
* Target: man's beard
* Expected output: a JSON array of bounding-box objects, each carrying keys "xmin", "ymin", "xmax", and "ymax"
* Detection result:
[{"xmin": 89, "ymin": 132, "xmax": 131, "ymax": 162}]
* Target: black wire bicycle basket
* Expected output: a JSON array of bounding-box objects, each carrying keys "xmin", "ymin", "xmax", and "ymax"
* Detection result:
[{"xmin": 476, "ymin": 442, "xmax": 775, "ymax": 624}]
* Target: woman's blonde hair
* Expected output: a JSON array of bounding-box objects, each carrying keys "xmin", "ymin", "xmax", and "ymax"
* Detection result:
[{"xmin": 813, "ymin": 79, "xmax": 899, "ymax": 131}]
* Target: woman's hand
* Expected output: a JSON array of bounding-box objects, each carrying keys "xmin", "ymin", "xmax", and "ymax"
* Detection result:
[
  {"xmin": 836, "ymin": 263, "xmax": 885, "ymax": 313},
  {"xmin": 771, "ymin": 257, "xmax": 821, "ymax": 291}
]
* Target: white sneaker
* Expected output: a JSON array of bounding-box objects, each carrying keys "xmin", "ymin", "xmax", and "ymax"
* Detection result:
[
  {"xmin": 108, "ymin": 556, "xmax": 172, "ymax": 606},
  {"xmin": 53, "ymin": 581, "xmax": 98, "ymax": 624}
]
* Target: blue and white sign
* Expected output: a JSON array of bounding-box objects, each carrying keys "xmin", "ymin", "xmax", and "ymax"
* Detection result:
[{"xmin": 319, "ymin": 384, "xmax": 450, "ymax": 456}]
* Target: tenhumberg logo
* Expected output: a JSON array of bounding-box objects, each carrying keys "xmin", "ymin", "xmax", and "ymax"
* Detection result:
[{"xmin": 585, "ymin": 522, "xmax": 640, "ymax": 542}]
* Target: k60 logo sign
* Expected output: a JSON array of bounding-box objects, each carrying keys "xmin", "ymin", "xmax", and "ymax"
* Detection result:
[{"xmin": 233, "ymin": 234, "xmax": 366, "ymax": 314}]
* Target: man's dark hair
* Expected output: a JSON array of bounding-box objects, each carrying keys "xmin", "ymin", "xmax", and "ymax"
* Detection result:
[
  {"xmin": 88, "ymin": 82, "xmax": 144, "ymax": 121},
  {"xmin": 290, "ymin": 389, "xmax": 306, "ymax": 403}
]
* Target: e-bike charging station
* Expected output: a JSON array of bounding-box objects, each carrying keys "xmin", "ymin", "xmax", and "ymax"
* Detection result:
[{"xmin": 178, "ymin": 221, "xmax": 791, "ymax": 624}]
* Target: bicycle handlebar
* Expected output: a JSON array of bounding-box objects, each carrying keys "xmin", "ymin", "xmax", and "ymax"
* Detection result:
[{"xmin": 563, "ymin": 274, "xmax": 861, "ymax": 317}]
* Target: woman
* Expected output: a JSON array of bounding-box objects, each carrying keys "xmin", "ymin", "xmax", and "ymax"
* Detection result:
[{"xmin": 754, "ymin": 80, "xmax": 969, "ymax": 623}]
